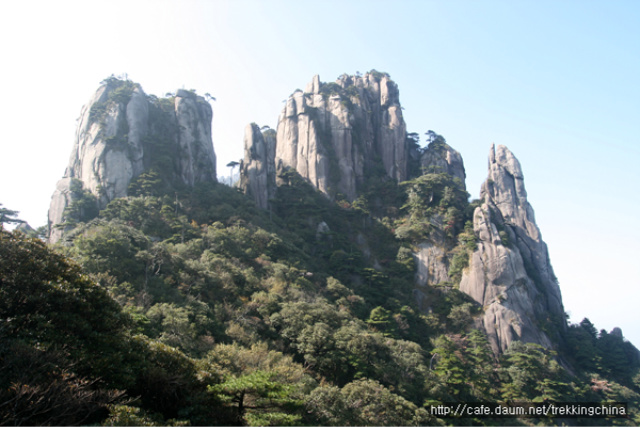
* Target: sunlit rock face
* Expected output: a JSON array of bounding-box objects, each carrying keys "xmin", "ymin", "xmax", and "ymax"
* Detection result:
[
  {"xmin": 47, "ymin": 79, "xmax": 216, "ymax": 243},
  {"xmin": 409, "ymin": 137, "xmax": 468, "ymax": 302},
  {"xmin": 272, "ymin": 72, "xmax": 408, "ymax": 201},
  {"xmin": 242, "ymin": 72, "xmax": 465, "ymax": 209},
  {"xmin": 47, "ymin": 178, "xmax": 76, "ymax": 243},
  {"xmin": 460, "ymin": 144, "xmax": 565, "ymax": 354}
]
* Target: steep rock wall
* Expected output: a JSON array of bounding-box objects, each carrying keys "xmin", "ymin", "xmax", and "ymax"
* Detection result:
[
  {"xmin": 272, "ymin": 73, "xmax": 408, "ymax": 201},
  {"xmin": 460, "ymin": 144, "xmax": 565, "ymax": 354},
  {"xmin": 411, "ymin": 138, "xmax": 467, "ymax": 305},
  {"xmin": 48, "ymin": 79, "xmax": 216, "ymax": 243},
  {"xmin": 239, "ymin": 124, "xmax": 277, "ymax": 209}
]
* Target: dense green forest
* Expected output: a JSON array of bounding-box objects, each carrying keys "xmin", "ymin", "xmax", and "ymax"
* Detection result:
[{"xmin": 2, "ymin": 138, "xmax": 640, "ymax": 425}]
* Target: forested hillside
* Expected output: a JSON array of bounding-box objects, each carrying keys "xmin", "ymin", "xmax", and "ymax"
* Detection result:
[
  {"xmin": 2, "ymin": 172, "xmax": 639, "ymax": 425},
  {"xmin": 1, "ymin": 74, "xmax": 639, "ymax": 426}
]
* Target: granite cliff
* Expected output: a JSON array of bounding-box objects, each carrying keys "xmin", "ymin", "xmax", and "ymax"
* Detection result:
[
  {"xmin": 239, "ymin": 124, "xmax": 277, "ymax": 210},
  {"xmin": 419, "ymin": 132, "xmax": 466, "ymax": 189},
  {"xmin": 241, "ymin": 72, "xmax": 408, "ymax": 203},
  {"xmin": 460, "ymin": 144, "xmax": 565, "ymax": 354},
  {"xmin": 412, "ymin": 144, "xmax": 566, "ymax": 354},
  {"xmin": 48, "ymin": 78, "xmax": 216, "ymax": 242}
]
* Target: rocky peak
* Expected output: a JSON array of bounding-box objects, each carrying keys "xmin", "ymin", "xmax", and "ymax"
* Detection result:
[
  {"xmin": 304, "ymin": 74, "xmax": 321, "ymax": 94},
  {"xmin": 47, "ymin": 78, "xmax": 216, "ymax": 243},
  {"xmin": 243, "ymin": 72, "xmax": 408, "ymax": 206},
  {"xmin": 481, "ymin": 144, "xmax": 536, "ymax": 237},
  {"xmin": 460, "ymin": 144, "xmax": 565, "ymax": 354}
]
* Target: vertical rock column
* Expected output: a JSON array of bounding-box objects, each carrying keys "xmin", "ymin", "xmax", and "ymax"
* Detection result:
[
  {"xmin": 175, "ymin": 89, "xmax": 217, "ymax": 185},
  {"xmin": 460, "ymin": 144, "xmax": 565, "ymax": 354},
  {"xmin": 269, "ymin": 72, "xmax": 409, "ymax": 202},
  {"xmin": 240, "ymin": 124, "xmax": 277, "ymax": 209}
]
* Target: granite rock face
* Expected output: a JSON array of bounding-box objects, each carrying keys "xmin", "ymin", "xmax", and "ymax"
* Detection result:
[
  {"xmin": 238, "ymin": 74, "xmax": 567, "ymax": 357},
  {"xmin": 420, "ymin": 138, "xmax": 466, "ymax": 189},
  {"xmin": 460, "ymin": 144, "xmax": 565, "ymax": 354},
  {"xmin": 48, "ymin": 79, "xmax": 216, "ymax": 242},
  {"xmin": 174, "ymin": 89, "xmax": 217, "ymax": 186},
  {"xmin": 268, "ymin": 73, "xmax": 408, "ymax": 202},
  {"xmin": 47, "ymin": 178, "xmax": 77, "ymax": 243},
  {"xmin": 239, "ymin": 124, "xmax": 277, "ymax": 209}
]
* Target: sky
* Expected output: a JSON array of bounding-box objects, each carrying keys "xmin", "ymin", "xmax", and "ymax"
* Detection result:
[{"xmin": 1, "ymin": 0, "xmax": 638, "ymax": 346}]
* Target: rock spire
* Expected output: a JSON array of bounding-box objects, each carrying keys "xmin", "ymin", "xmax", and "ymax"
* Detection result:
[
  {"xmin": 239, "ymin": 124, "xmax": 277, "ymax": 210},
  {"xmin": 460, "ymin": 144, "xmax": 565, "ymax": 354},
  {"xmin": 242, "ymin": 72, "xmax": 408, "ymax": 205}
]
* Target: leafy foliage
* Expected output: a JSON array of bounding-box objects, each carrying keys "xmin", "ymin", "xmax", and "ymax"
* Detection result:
[
  {"xmin": 0, "ymin": 230, "xmax": 131, "ymax": 424},
  {"xmin": 89, "ymin": 77, "xmax": 139, "ymax": 124},
  {"xmin": 58, "ymin": 179, "xmax": 99, "ymax": 230},
  {"xmin": 396, "ymin": 172, "xmax": 469, "ymax": 242},
  {"xmin": 0, "ymin": 204, "xmax": 23, "ymax": 228}
]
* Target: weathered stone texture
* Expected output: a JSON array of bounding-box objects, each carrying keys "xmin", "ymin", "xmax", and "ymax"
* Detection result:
[
  {"xmin": 460, "ymin": 144, "xmax": 565, "ymax": 354},
  {"xmin": 48, "ymin": 81, "xmax": 216, "ymax": 242}
]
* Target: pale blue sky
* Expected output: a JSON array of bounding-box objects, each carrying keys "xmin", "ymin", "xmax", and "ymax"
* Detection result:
[{"xmin": 1, "ymin": 0, "xmax": 638, "ymax": 346}]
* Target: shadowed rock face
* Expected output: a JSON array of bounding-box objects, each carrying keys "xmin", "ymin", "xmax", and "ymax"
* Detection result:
[
  {"xmin": 460, "ymin": 144, "xmax": 565, "ymax": 354},
  {"xmin": 47, "ymin": 80, "xmax": 216, "ymax": 243},
  {"xmin": 174, "ymin": 89, "xmax": 217, "ymax": 186},
  {"xmin": 239, "ymin": 124, "xmax": 277, "ymax": 210},
  {"xmin": 267, "ymin": 73, "xmax": 408, "ymax": 202}
]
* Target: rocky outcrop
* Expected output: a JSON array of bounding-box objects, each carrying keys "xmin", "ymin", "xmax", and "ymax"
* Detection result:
[
  {"xmin": 239, "ymin": 124, "xmax": 277, "ymax": 209},
  {"xmin": 174, "ymin": 89, "xmax": 217, "ymax": 186},
  {"xmin": 414, "ymin": 243, "xmax": 450, "ymax": 287},
  {"xmin": 237, "ymin": 73, "xmax": 569, "ymax": 356},
  {"xmin": 48, "ymin": 78, "xmax": 216, "ymax": 243},
  {"xmin": 14, "ymin": 222, "xmax": 34, "ymax": 234},
  {"xmin": 410, "ymin": 137, "xmax": 466, "ymax": 307},
  {"xmin": 62, "ymin": 84, "xmax": 147, "ymax": 208},
  {"xmin": 47, "ymin": 178, "xmax": 77, "ymax": 243},
  {"xmin": 271, "ymin": 72, "xmax": 408, "ymax": 201},
  {"xmin": 460, "ymin": 144, "xmax": 565, "ymax": 354},
  {"xmin": 242, "ymin": 73, "xmax": 470, "ymax": 211},
  {"xmin": 420, "ymin": 138, "xmax": 466, "ymax": 189}
]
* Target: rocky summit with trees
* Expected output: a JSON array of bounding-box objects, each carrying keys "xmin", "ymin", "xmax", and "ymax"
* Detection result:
[{"xmin": 1, "ymin": 73, "xmax": 639, "ymax": 426}]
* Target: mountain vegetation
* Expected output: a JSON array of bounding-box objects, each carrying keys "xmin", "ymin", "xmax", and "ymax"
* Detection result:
[
  {"xmin": 1, "ymin": 74, "xmax": 639, "ymax": 425},
  {"xmin": 3, "ymin": 175, "xmax": 639, "ymax": 425}
]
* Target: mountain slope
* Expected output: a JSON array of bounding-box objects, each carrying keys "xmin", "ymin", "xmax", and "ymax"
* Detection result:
[
  {"xmin": 241, "ymin": 73, "xmax": 567, "ymax": 356},
  {"xmin": 14, "ymin": 73, "xmax": 640, "ymax": 425}
]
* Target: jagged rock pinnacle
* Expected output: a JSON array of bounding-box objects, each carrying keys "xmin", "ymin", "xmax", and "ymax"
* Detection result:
[{"xmin": 460, "ymin": 144, "xmax": 565, "ymax": 354}]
